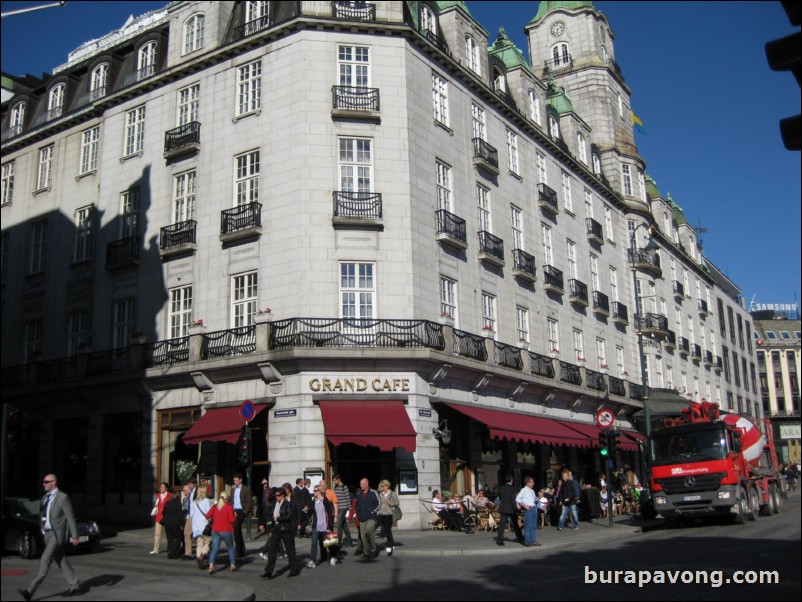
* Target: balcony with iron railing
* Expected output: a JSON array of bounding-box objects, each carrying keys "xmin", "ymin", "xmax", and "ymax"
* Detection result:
[
  {"xmin": 201, "ymin": 326, "xmax": 256, "ymax": 359},
  {"xmin": 691, "ymin": 343, "xmax": 702, "ymax": 362},
  {"xmin": 220, "ymin": 202, "xmax": 262, "ymax": 242},
  {"xmin": 234, "ymin": 15, "xmax": 271, "ymax": 40},
  {"xmin": 673, "ymin": 280, "xmax": 685, "ymax": 300},
  {"xmin": 543, "ymin": 55, "xmax": 573, "ymax": 76},
  {"xmin": 592, "ymin": 291, "xmax": 610, "ymax": 317},
  {"xmin": 704, "ymin": 350, "xmax": 714, "ymax": 367},
  {"xmin": 628, "ymin": 247, "xmax": 662, "ymax": 278},
  {"xmin": 164, "ymin": 121, "xmax": 201, "ymax": 159},
  {"xmin": 537, "ymin": 183, "xmax": 558, "ymax": 215},
  {"xmin": 332, "ymin": 191, "xmax": 382, "ymax": 225},
  {"xmin": 472, "ymin": 138, "xmax": 499, "ymax": 175},
  {"xmin": 629, "ymin": 382, "xmax": 645, "ymax": 400},
  {"xmin": 452, "ymin": 328, "xmax": 487, "ymax": 362},
  {"xmin": 543, "ymin": 265, "xmax": 564, "ymax": 295},
  {"xmin": 331, "ymin": 86, "xmax": 380, "ymax": 118},
  {"xmin": 435, "ymin": 209, "xmax": 468, "ymax": 250},
  {"xmin": 714, "ymin": 356, "xmax": 723, "ymax": 372},
  {"xmin": 478, "ymin": 231, "xmax": 505, "ymax": 267},
  {"xmin": 494, "ymin": 341, "xmax": 523, "ymax": 371},
  {"xmin": 634, "ymin": 313, "xmax": 670, "ymax": 338},
  {"xmin": 585, "ymin": 368, "xmax": 606, "ymax": 392},
  {"xmin": 270, "ymin": 318, "xmax": 446, "ymax": 350},
  {"xmin": 612, "ymin": 301, "xmax": 629, "ymax": 325},
  {"xmin": 160, "ymin": 220, "xmax": 197, "ymax": 257},
  {"xmin": 569, "ymin": 279, "xmax": 589, "ymax": 307},
  {"xmin": 698, "ymin": 299, "xmax": 709, "ymax": 318},
  {"xmin": 332, "ymin": 1, "xmax": 376, "ymax": 21},
  {"xmin": 559, "ymin": 361, "xmax": 582, "ymax": 386},
  {"xmin": 529, "ymin": 352, "xmax": 555, "ymax": 378},
  {"xmin": 586, "ymin": 218, "xmax": 604, "ymax": 245},
  {"xmin": 512, "ymin": 249, "xmax": 536, "ymax": 282},
  {"xmin": 422, "ymin": 28, "xmax": 452, "ymax": 58},
  {"xmin": 105, "ymin": 236, "xmax": 141, "ymax": 271},
  {"xmin": 664, "ymin": 330, "xmax": 677, "ymax": 350},
  {"xmin": 609, "ymin": 375, "xmax": 626, "ymax": 397},
  {"xmin": 678, "ymin": 336, "xmax": 690, "ymax": 355}
]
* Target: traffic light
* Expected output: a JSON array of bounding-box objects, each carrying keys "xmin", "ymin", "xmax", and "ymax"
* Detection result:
[
  {"xmin": 237, "ymin": 431, "xmax": 250, "ymax": 464},
  {"xmin": 599, "ymin": 432, "xmax": 610, "ymax": 457},
  {"xmin": 608, "ymin": 430, "xmax": 621, "ymax": 454},
  {"xmin": 765, "ymin": 1, "xmax": 801, "ymax": 150}
]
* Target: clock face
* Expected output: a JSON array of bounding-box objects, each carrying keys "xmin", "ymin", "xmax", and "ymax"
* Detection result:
[{"xmin": 551, "ymin": 22, "xmax": 565, "ymax": 37}]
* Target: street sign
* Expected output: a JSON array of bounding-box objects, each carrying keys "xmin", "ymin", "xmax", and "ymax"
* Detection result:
[
  {"xmin": 240, "ymin": 399, "xmax": 256, "ymax": 422},
  {"xmin": 595, "ymin": 408, "xmax": 615, "ymax": 430}
]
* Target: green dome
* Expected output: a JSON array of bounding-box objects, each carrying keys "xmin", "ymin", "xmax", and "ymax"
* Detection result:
[
  {"xmin": 545, "ymin": 80, "xmax": 574, "ymax": 114},
  {"xmin": 667, "ymin": 193, "xmax": 688, "ymax": 226},
  {"xmin": 436, "ymin": 1, "xmax": 470, "ymax": 15},
  {"xmin": 488, "ymin": 27, "xmax": 532, "ymax": 72},
  {"xmin": 645, "ymin": 174, "xmax": 662, "ymax": 200},
  {"xmin": 530, "ymin": 1, "xmax": 594, "ymax": 24}
]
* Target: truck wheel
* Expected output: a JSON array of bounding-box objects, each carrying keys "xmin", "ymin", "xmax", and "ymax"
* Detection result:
[
  {"xmin": 770, "ymin": 484, "xmax": 782, "ymax": 514},
  {"xmin": 747, "ymin": 487, "xmax": 760, "ymax": 521},
  {"xmin": 732, "ymin": 490, "xmax": 748, "ymax": 525}
]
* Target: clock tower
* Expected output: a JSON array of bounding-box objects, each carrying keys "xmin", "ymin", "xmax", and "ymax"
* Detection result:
[{"xmin": 526, "ymin": 2, "xmax": 648, "ymax": 211}]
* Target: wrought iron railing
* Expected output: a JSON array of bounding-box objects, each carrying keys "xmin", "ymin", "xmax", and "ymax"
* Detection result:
[
  {"xmin": 592, "ymin": 291, "xmax": 610, "ymax": 314},
  {"xmin": 585, "ymin": 369, "xmax": 606, "ymax": 391},
  {"xmin": 202, "ymin": 326, "xmax": 256, "ymax": 359},
  {"xmin": 543, "ymin": 56, "xmax": 573, "ymax": 74},
  {"xmin": 559, "ymin": 361, "xmax": 582, "ymax": 386},
  {"xmin": 679, "ymin": 336, "xmax": 690, "ymax": 354},
  {"xmin": 164, "ymin": 121, "xmax": 201, "ymax": 154},
  {"xmin": 160, "ymin": 220, "xmax": 197, "ymax": 251},
  {"xmin": 333, "ymin": 191, "xmax": 382, "ymax": 219},
  {"xmin": 698, "ymin": 299, "xmax": 709, "ymax": 315},
  {"xmin": 270, "ymin": 318, "xmax": 445, "ymax": 350},
  {"xmin": 234, "ymin": 15, "xmax": 271, "ymax": 40},
  {"xmin": 106, "ymin": 236, "xmax": 141, "ymax": 268},
  {"xmin": 86, "ymin": 347, "xmax": 135, "ymax": 376},
  {"xmin": 478, "ymin": 231, "xmax": 504, "ymax": 263},
  {"xmin": 494, "ymin": 341, "xmax": 522, "ymax": 370},
  {"xmin": 543, "ymin": 265, "xmax": 564, "ymax": 290},
  {"xmin": 629, "ymin": 382, "xmax": 644, "ymax": 400},
  {"xmin": 692, "ymin": 343, "xmax": 702, "ymax": 359},
  {"xmin": 332, "ymin": 1, "xmax": 376, "ymax": 20},
  {"xmin": 37, "ymin": 356, "xmax": 81, "ymax": 383},
  {"xmin": 422, "ymin": 29, "xmax": 451, "ymax": 57},
  {"xmin": 221, "ymin": 202, "xmax": 261, "ymax": 235},
  {"xmin": 586, "ymin": 218, "xmax": 603, "ymax": 242},
  {"xmin": 332, "ymin": 86, "xmax": 380, "ymax": 112},
  {"xmin": 472, "ymin": 138, "xmax": 499, "ymax": 170},
  {"xmin": 529, "ymin": 352, "xmax": 555, "ymax": 378},
  {"xmin": 635, "ymin": 313, "xmax": 669, "ymax": 333},
  {"xmin": 435, "ymin": 209, "xmax": 467, "ymax": 244},
  {"xmin": 609, "ymin": 376, "xmax": 626, "ymax": 397},
  {"xmin": 569, "ymin": 279, "xmax": 588, "ymax": 304},
  {"xmin": 538, "ymin": 183, "xmax": 558, "ymax": 212},
  {"xmin": 453, "ymin": 328, "xmax": 487, "ymax": 362},
  {"xmin": 146, "ymin": 337, "xmax": 189, "ymax": 366},
  {"xmin": 512, "ymin": 249, "xmax": 536, "ymax": 278},
  {"xmin": 628, "ymin": 248, "xmax": 662, "ymax": 272},
  {"xmin": 673, "ymin": 280, "xmax": 685, "ymax": 298},
  {"xmin": 612, "ymin": 301, "xmax": 628, "ymax": 322}
]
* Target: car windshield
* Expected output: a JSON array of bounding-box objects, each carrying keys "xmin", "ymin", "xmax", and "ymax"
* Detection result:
[
  {"xmin": 6, "ymin": 498, "xmax": 39, "ymax": 520},
  {"xmin": 650, "ymin": 425, "xmax": 728, "ymax": 466}
]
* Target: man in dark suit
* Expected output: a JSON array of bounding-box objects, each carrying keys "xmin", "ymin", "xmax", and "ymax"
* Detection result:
[
  {"xmin": 495, "ymin": 474, "xmax": 523, "ymax": 546},
  {"xmin": 19, "ymin": 474, "xmax": 80, "ymax": 600},
  {"xmin": 230, "ymin": 473, "xmax": 253, "ymax": 557}
]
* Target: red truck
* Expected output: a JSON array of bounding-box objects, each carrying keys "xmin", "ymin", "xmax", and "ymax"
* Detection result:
[{"xmin": 649, "ymin": 401, "xmax": 784, "ymax": 524}]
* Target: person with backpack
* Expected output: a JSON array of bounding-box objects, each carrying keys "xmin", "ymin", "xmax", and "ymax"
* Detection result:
[{"xmin": 557, "ymin": 469, "xmax": 581, "ymax": 531}]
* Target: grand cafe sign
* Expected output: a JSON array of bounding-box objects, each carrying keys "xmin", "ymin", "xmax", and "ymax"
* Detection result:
[{"xmin": 308, "ymin": 374, "xmax": 412, "ymax": 394}]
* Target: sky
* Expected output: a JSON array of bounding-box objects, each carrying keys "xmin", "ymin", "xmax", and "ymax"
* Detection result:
[{"xmin": 2, "ymin": 1, "xmax": 800, "ymax": 312}]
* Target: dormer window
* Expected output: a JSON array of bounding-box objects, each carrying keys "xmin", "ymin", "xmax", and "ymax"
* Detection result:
[
  {"xmin": 421, "ymin": 5, "xmax": 436, "ymax": 35},
  {"xmin": 592, "ymin": 152, "xmax": 602, "ymax": 176},
  {"xmin": 577, "ymin": 132, "xmax": 588, "ymax": 165},
  {"xmin": 465, "ymin": 35, "xmax": 480, "ymax": 75},
  {"xmin": 10, "ymin": 102, "xmax": 25, "ymax": 136},
  {"xmin": 493, "ymin": 67, "xmax": 506, "ymax": 94},
  {"xmin": 548, "ymin": 114, "xmax": 560, "ymax": 140},
  {"xmin": 184, "ymin": 13, "xmax": 205, "ymax": 54},
  {"xmin": 528, "ymin": 89, "xmax": 541, "ymax": 125},
  {"xmin": 48, "ymin": 84, "xmax": 65, "ymax": 120},
  {"xmin": 90, "ymin": 63, "xmax": 108, "ymax": 100},
  {"xmin": 137, "ymin": 41, "xmax": 157, "ymax": 81}
]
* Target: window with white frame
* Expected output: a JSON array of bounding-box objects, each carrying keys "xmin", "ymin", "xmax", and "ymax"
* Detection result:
[
  {"xmin": 548, "ymin": 114, "xmax": 560, "ymax": 139},
  {"xmin": 37, "ymin": 145, "xmax": 54, "ymax": 190},
  {"xmin": 173, "ymin": 171, "xmax": 196, "ymax": 223},
  {"xmin": 481, "ymin": 292, "xmax": 496, "ymax": 332},
  {"xmin": 184, "ymin": 13, "xmax": 205, "ymax": 54},
  {"xmin": 573, "ymin": 328, "xmax": 584, "ymax": 361},
  {"xmin": 592, "ymin": 151, "xmax": 602, "ymax": 176},
  {"xmin": 596, "ymin": 337, "xmax": 607, "ymax": 368},
  {"xmin": 536, "ymin": 151, "xmax": 547, "ymax": 184},
  {"xmin": 465, "ymin": 35, "xmax": 480, "ymax": 75},
  {"xmin": 567, "ymin": 240, "xmax": 577, "ymax": 279},
  {"xmin": 30, "ymin": 220, "xmax": 47, "ymax": 274},
  {"xmin": 552, "ymin": 42, "xmax": 570, "ymax": 68},
  {"xmin": 622, "ymin": 164, "xmax": 633, "ymax": 196},
  {"xmin": 616, "ymin": 345, "xmax": 626, "ymax": 377},
  {"xmin": 511, "ymin": 205, "xmax": 523, "ymax": 250},
  {"xmin": 169, "ymin": 286, "xmax": 193, "ymax": 338},
  {"xmin": 637, "ymin": 168, "xmax": 646, "ymax": 202},
  {"xmin": 617, "ymin": 93, "xmax": 624, "ymax": 119},
  {"xmin": 237, "ymin": 60, "xmax": 262, "ymax": 116},
  {"xmin": 124, "ymin": 106, "xmax": 145, "ymax": 156},
  {"xmin": 590, "ymin": 254, "xmax": 600, "ymax": 290},
  {"xmin": 48, "ymin": 84, "xmax": 65, "ymax": 119},
  {"xmin": 561, "ymin": 171, "xmax": 573, "ymax": 212},
  {"xmin": 340, "ymin": 262, "xmax": 374, "ymax": 321},
  {"xmin": 528, "ymin": 89, "xmax": 541, "ymax": 125},
  {"xmin": 74, "ymin": 205, "xmax": 94, "ymax": 262},
  {"xmin": 232, "ymin": 272, "xmax": 258, "ymax": 327},
  {"xmin": 609, "ymin": 266, "xmax": 618, "ymax": 302},
  {"xmin": 547, "ymin": 318, "xmax": 559, "ymax": 353},
  {"xmin": 655, "ymin": 357, "xmax": 664, "ymax": 387},
  {"xmin": 476, "ymin": 184, "xmax": 491, "ymax": 232},
  {"xmin": 79, "ymin": 126, "xmax": 99, "ymax": 175},
  {"xmin": 675, "ymin": 307, "xmax": 683, "ymax": 337},
  {"xmin": 113, "ymin": 299, "xmax": 135, "ymax": 349},
  {"xmin": 339, "ymin": 138, "xmax": 372, "ymax": 193},
  {"xmin": 177, "ymin": 83, "xmax": 200, "ymax": 126},
  {"xmin": 584, "ymin": 188, "xmax": 593, "ymax": 218},
  {"xmin": 90, "ymin": 63, "xmax": 108, "ymax": 100},
  {"xmin": 440, "ymin": 276, "xmax": 456, "ymax": 321},
  {"xmin": 432, "ymin": 72, "xmax": 448, "ymax": 126},
  {"xmin": 541, "ymin": 223, "xmax": 553, "ymax": 265},
  {"xmin": 436, "ymin": 160, "xmax": 452, "ymax": 211},
  {"xmin": 506, "ymin": 129, "xmax": 519, "ymax": 175},
  {"xmin": 67, "ymin": 310, "xmax": 89, "ymax": 356},
  {"xmin": 10, "ymin": 102, "xmax": 25, "ymax": 136},
  {"xmin": 25, "ymin": 320, "xmax": 42, "ymax": 361},
  {"xmin": 577, "ymin": 132, "xmax": 588, "ymax": 164},
  {"xmin": 493, "ymin": 67, "xmax": 506, "ymax": 94},
  {"xmin": 666, "ymin": 364, "xmax": 674, "ymax": 390},
  {"xmin": 137, "ymin": 41, "xmax": 157, "ymax": 80},
  {"xmin": 235, "ymin": 150, "xmax": 259, "ymax": 206},
  {"xmin": 687, "ymin": 315, "xmax": 695, "ymax": 345},
  {"xmin": 246, "ymin": 0, "xmax": 269, "ymax": 23},
  {"xmin": 421, "ymin": 4, "xmax": 436, "ymax": 34},
  {"xmin": 604, "ymin": 206, "xmax": 614, "ymax": 242},
  {"xmin": 120, "ymin": 188, "xmax": 140, "ymax": 238},
  {"xmin": 1, "ymin": 161, "xmax": 14, "ymax": 206},
  {"xmin": 338, "ymin": 45, "xmax": 370, "ymax": 87},
  {"xmin": 517, "ymin": 306, "xmax": 529, "ymax": 343},
  {"xmin": 471, "ymin": 103, "xmax": 486, "ymax": 140}
]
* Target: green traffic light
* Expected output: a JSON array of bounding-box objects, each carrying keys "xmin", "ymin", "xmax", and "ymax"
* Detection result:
[{"xmin": 600, "ymin": 447, "xmax": 609, "ymax": 457}]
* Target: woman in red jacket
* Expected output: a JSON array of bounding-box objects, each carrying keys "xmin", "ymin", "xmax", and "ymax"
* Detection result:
[
  {"xmin": 151, "ymin": 482, "xmax": 171, "ymax": 554},
  {"xmin": 205, "ymin": 491, "xmax": 237, "ymax": 574}
]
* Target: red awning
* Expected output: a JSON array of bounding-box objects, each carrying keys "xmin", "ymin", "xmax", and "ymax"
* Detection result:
[
  {"xmin": 183, "ymin": 405, "xmax": 266, "ymax": 445},
  {"xmin": 620, "ymin": 430, "xmax": 646, "ymax": 452},
  {"xmin": 556, "ymin": 420, "xmax": 601, "ymax": 447},
  {"xmin": 318, "ymin": 400, "xmax": 417, "ymax": 452},
  {"xmin": 444, "ymin": 404, "xmax": 593, "ymax": 448}
]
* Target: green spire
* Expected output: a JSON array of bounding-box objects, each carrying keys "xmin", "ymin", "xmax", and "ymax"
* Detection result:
[
  {"xmin": 488, "ymin": 27, "xmax": 532, "ymax": 72},
  {"xmin": 530, "ymin": 1, "xmax": 595, "ymax": 24}
]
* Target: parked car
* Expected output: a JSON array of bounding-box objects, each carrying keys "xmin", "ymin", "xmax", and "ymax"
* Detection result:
[{"xmin": 2, "ymin": 497, "xmax": 101, "ymax": 558}]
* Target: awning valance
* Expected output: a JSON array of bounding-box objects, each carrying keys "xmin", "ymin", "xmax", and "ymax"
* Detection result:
[
  {"xmin": 183, "ymin": 405, "xmax": 267, "ymax": 445},
  {"xmin": 319, "ymin": 400, "xmax": 417, "ymax": 452}
]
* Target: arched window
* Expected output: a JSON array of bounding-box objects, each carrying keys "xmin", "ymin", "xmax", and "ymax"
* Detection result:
[
  {"xmin": 137, "ymin": 41, "xmax": 157, "ymax": 80},
  {"xmin": 548, "ymin": 114, "xmax": 560, "ymax": 140},
  {"xmin": 552, "ymin": 42, "xmax": 570, "ymax": 70},
  {"xmin": 421, "ymin": 5, "xmax": 436, "ymax": 35},
  {"xmin": 493, "ymin": 67, "xmax": 506, "ymax": 93},
  {"xmin": 246, "ymin": 1, "xmax": 269, "ymax": 23},
  {"xmin": 592, "ymin": 152, "xmax": 602, "ymax": 176},
  {"xmin": 601, "ymin": 45, "xmax": 608, "ymax": 65},
  {"xmin": 90, "ymin": 63, "xmax": 108, "ymax": 100},
  {"xmin": 465, "ymin": 35, "xmax": 480, "ymax": 75},
  {"xmin": 184, "ymin": 14, "xmax": 205, "ymax": 54},
  {"xmin": 10, "ymin": 101, "xmax": 25, "ymax": 136},
  {"xmin": 528, "ymin": 89, "xmax": 541, "ymax": 125},
  {"xmin": 48, "ymin": 84, "xmax": 65, "ymax": 119},
  {"xmin": 576, "ymin": 132, "xmax": 588, "ymax": 165}
]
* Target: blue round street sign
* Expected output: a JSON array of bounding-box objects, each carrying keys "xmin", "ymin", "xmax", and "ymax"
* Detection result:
[{"xmin": 240, "ymin": 400, "xmax": 256, "ymax": 422}]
